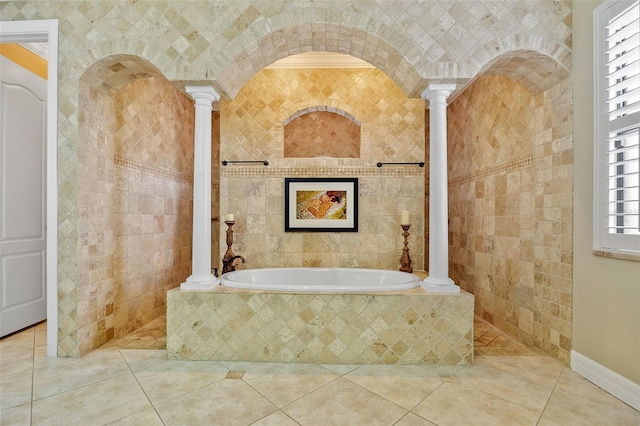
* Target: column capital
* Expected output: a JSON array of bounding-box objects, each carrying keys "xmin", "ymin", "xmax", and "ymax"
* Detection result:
[
  {"xmin": 186, "ymin": 85, "xmax": 220, "ymax": 104},
  {"xmin": 421, "ymin": 84, "xmax": 457, "ymax": 101}
]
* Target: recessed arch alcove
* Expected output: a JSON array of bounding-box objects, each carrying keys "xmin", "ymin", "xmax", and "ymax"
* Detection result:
[
  {"xmin": 434, "ymin": 48, "xmax": 573, "ymax": 362},
  {"xmin": 76, "ymin": 54, "xmax": 195, "ymax": 353}
]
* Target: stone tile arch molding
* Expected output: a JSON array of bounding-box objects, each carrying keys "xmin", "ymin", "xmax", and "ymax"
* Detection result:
[
  {"xmin": 0, "ymin": 0, "xmax": 572, "ymax": 358},
  {"xmin": 283, "ymin": 106, "xmax": 361, "ymax": 127}
]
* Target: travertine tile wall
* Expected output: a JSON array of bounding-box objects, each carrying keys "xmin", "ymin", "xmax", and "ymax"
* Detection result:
[
  {"xmin": 446, "ymin": 74, "xmax": 573, "ymax": 363},
  {"xmin": 78, "ymin": 71, "xmax": 195, "ymax": 352},
  {"xmin": 1, "ymin": 1, "xmax": 572, "ymax": 358},
  {"xmin": 76, "ymin": 77, "xmax": 117, "ymax": 356},
  {"xmin": 533, "ymin": 76, "xmax": 573, "ymax": 362},
  {"xmin": 220, "ymin": 68, "xmax": 425, "ymax": 269}
]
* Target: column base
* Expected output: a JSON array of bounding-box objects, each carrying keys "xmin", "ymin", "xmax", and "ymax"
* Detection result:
[
  {"xmin": 421, "ymin": 276, "xmax": 460, "ymax": 294},
  {"xmin": 180, "ymin": 274, "xmax": 220, "ymax": 290}
]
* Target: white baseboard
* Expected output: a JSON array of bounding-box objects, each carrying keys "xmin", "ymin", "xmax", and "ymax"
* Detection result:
[{"xmin": 571, "ymin": 350, "xmax": 640, "ymax": 411}]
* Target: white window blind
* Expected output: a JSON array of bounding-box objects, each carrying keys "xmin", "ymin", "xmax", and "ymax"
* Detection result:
[{"xmin": 595, "ymin": 0, "xmax": 640, "ymax": 253}]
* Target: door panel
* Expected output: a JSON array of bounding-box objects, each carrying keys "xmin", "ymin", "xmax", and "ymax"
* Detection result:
[{"xmin": 0, "ymin": 55, "xmax": 47, "ymax": 336}]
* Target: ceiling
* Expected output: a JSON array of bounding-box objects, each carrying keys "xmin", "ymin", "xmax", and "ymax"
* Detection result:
[{"xmin": 267, "ymin": 52, "xmax": 374, "ymax": 69}]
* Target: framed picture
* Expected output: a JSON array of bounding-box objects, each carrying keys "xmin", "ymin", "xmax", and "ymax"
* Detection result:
[{"xmin": 285, "ymin": 177, "xmax": 358, "ymax": 232}]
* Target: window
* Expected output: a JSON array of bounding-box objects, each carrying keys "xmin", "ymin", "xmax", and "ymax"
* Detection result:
[{"xmin": 594, "ymin": 0, "xmax": 640, "ymax": 254}]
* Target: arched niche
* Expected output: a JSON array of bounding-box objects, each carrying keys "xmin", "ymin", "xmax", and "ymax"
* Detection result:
[{"xmin": 284, "ymin": 106, "xmax": 361, "ymax": 158}]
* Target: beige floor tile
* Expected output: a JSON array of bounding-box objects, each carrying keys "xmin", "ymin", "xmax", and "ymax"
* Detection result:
[
  {"xmin": 541, "ymin": 369, "xmax": 640, "ymax": 425},
  {"xmin": 479, "ymin": 354, "xmax": 564, "ymax": 381},
  {"xmin": 104, "ymin": 407, "xmax": 165, "ymax": 425},
  {"xmin": 394, "ymin": 412, "xmax": 438, "ymax": 425},
  {"xmin": 33, "ymin": 348, "xmax": 131, "ymax": 399},
  {"xmin": 242, "ymin": 362, "xmax": 338, "ymax": 407},
  {"xmin": 455, "ymin": 355, "xmax": 558, "ymax": 411},
  {"xmin": 413, "ymin": 382, "xmax": 540, "ymax": 425},
  {"xmin": 119, "ymin": 348, "xmax": 168, "ymax": 372},
  {"xmin": 0, "ymin": 327, "xmax": 35, "ymax": 352},
  {"xmin": 536, "ymin": 415, "xmax": 577, "ymax": 426},
  {"xmin": 251, "ymin": 410, "xmax": 300, "ymax": 425},
  {"xmin": 31, "ymin": 373, "xmax": 152, "ymax": 426},
  {"xmin": 134, "ymin": 359, "xmax": 229, "ymax": 404},
  {"xmin": 0, "ymin": 329, "xmax": 35, "ymax": 377},
  {"xmin": 0, "ymin": 349, "xmax": 33, "ymax": 377},
  {"xmin": 34, "ymin": 324, "xmax": 48, "ymax": 347},
  {"xmin": 344, "ymin": 364, "xmax": 447, "ymax": 410},
  {"xmin": 0, "ymin": 369, "xmax": 32, "ymax": 411},
  {"xmin": 102, "ymin": 317, "xmax": 166, "ymax": 350},
  {"xmin": 155, "ymin": 378, "xmax": 277, "ymax": 425},
  {"xmin": 282, "ymin": 377, "xmax": 407, "ymax": 425},
  {"xmin": 0, "ymin": 402, "xmax": 31, "ymax": 425}
]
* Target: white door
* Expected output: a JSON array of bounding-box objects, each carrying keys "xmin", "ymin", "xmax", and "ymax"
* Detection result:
[{"xmin": 0, "ymin": 55, "xmax": 47, "ymax": 337}]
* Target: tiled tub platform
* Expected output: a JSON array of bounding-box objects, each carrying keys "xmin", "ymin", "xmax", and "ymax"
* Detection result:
[{"xmin": 167, "ymin": 287, "xmax": 474, "ymax": 365}]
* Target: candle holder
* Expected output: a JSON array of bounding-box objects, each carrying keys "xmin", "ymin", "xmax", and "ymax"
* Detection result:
[
  {"xmin": 399, "ymin": 224, "xmax": 412, "ymax": 273},
  {"xmin": 222, "ymin": 220, "xmax": 236, "ymax": 274}
]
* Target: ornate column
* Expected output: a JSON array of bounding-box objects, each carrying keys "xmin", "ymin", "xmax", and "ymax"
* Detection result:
[
  {"xmin": 421, "ymin": 84, "xmax": 460, "ymax": 294},
  {"xmin": 181, "ymin": 86, "xmax": 220, "ymax": 290}
]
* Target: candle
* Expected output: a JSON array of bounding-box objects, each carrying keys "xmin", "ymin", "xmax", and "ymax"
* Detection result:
[
  {"xmin": 401, "ymin": 210, "xmax": 410, "ymax": 225},
  {"xmin": 226, "ymin": 213, "xmax": 234, "ymax": 221}
]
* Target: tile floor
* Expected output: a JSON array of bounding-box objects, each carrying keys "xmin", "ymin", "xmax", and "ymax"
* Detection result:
[{"xmin": 1, "ymin": 317, "xmax": 638, "ymax": 425}]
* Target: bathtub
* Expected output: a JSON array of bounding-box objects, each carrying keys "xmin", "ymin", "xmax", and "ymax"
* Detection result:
[{"xmin": 220, "ymin": 267, "xmax": 420, "ymax": 292}]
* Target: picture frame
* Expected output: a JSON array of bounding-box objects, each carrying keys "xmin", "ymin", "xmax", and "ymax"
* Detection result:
[{"xmin": 284, "ymin": 177, "xmax": 358, "ymax": 232}]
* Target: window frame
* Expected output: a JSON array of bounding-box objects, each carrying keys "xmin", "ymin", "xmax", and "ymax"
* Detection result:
[{"xmin": 593, "ymin": 0, "xmax": 640, "ymax": 255}]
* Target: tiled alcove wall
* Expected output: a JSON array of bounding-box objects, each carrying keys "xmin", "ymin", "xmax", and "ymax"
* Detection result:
[
  {"xmin": 220, "ymin": 68, "xmax": 425, "ymax": 269},
  {"xmin": 284, "ymin": 110, "xmax": 361, "ymax": 158},
  {"xmin": 77, "ymin": 72, "xmax": 195, "ymax": 352},
  {"xmin": 446, "ymin": 74, "xmax": 573, "ymax": 363}
]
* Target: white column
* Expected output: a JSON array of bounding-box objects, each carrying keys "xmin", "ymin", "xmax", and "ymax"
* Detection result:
[
  {"xmin": 181, "ymin": 86, "xmax": 220, "ymax": 290},
  {"xmin": 421, "ymin": 84, "xmax": 460, "ymax": 294}
]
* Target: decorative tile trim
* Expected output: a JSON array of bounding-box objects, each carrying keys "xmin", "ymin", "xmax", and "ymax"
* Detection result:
[
  {"xmin": 447, "ymin": 155, "xmax": 533, "ymax": 186},
  {"xmin": 221, "ymin": 166, "xmax": 425, "ymax": 177},
  {"xmin": 114, "ymin": 155, "xmax": 193, "ymax": 184}
]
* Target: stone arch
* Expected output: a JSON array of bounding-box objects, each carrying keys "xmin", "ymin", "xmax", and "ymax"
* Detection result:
[
  {"xmin": 217, "ymin": 20, "xmax": 423, "ymax": 99},
  {"xmin": 280, "ymin": 100, "xmax": 361, "ymax": 126},
  {"xmin": 79, "ymin": 54, "xmax": 165, "ymax": 96},
  {"xmin": 462, "ymin": 48, "xmax": 570, "ymax": 97}
]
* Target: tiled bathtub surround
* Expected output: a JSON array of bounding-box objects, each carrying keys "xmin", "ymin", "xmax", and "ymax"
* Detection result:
[
  {"xmin": 446, "ymin": 74, "xmax": 573, "ymax": 364},
  {"xmin": 167, "ymin": 287, "xmax": 474, "ymax": 365}
]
